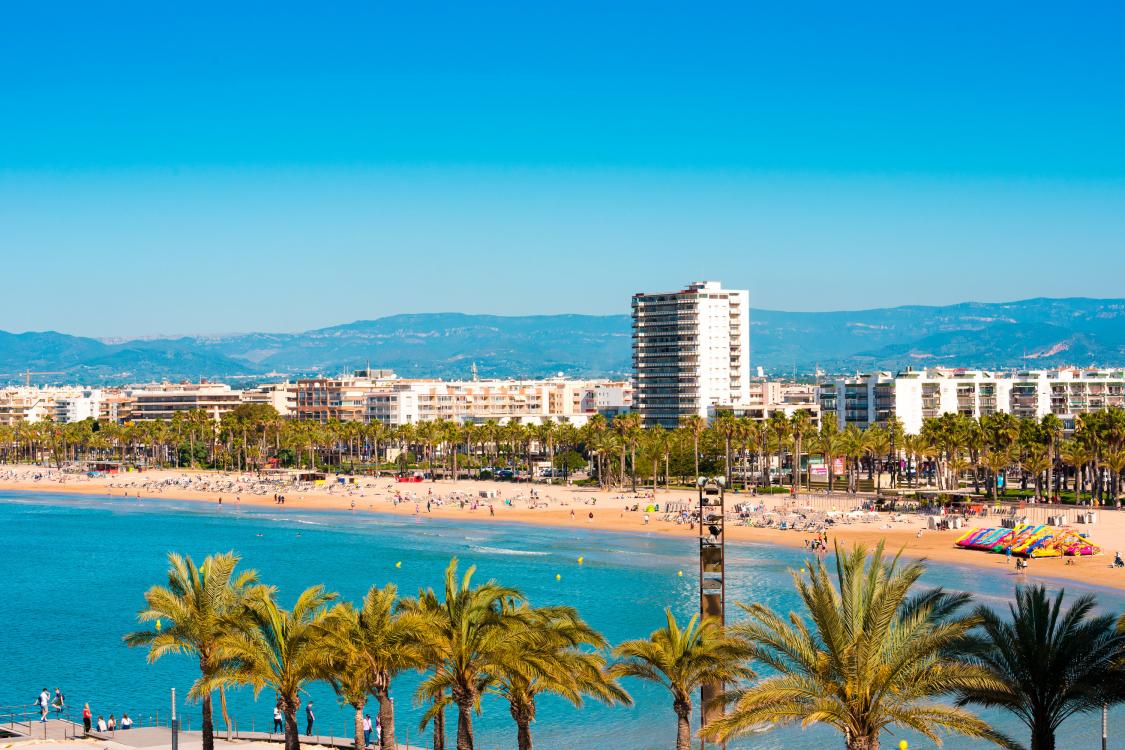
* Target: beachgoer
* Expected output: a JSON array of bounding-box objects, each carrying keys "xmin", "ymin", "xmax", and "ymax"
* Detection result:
[
  {"xmin": 363, "ymin": 714, "xmax": 372, "ymax": 747},
  {"xmin": 1006, "ymin": 547, "xmax": 1013, "ymax": 565},
  {"xmin": 121, "ymin": 714, "xmax": 132, "ymax": 730},
  {"xmin": 36, "ymin": 687, "xmax": 49, "ymax": 722},
  {"xmin": 305, "ymin": 702, "xmax": 315, "ymax": 735},
  {"xmin": 643, "ymin": 513, "xmax": 650, "ymax": 525},
  {"xmin": 107, "ymin": 714, "xmax": 116, "ymax": 731},
  {"xmin": 52, "ymin": 688, "xmax": 64, "ymax": 717},
  {"xmin": 273, "ymin": 704, "xmax": 283, "ymax": 733},
  {"xmin": 82, "ymin": 704, "xmax": 92, "ymax": 733},
  {"xmin": 1116, "ymin": 552, "xmax": 1124, "ymax": 568},
  {"xmin": 97, "ymin": 716, "xmax": 107, "ymax": 733}
]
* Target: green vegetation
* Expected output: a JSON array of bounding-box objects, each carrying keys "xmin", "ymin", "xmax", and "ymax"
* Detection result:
[{"xmin": 127, "ymin": 549, "xmax": 1125, "ymax": 750}]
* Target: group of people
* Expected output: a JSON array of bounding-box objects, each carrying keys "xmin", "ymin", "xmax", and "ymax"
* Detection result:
[
  {"xmin": 79, "ymin": 703, "xmax": 132, "ymax": 733},
  {"xmin": 34, "ymin": 688, "xmax": 64, "ymax": 721},
  {"xmin": 270, "ymin": 701, "xmax": 381, "ymax": 746}
]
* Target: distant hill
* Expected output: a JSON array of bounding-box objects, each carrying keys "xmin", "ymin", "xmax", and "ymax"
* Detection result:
[{"xmin": 4, "ymin": 299, "xmax": 1125, "ymax": 385}]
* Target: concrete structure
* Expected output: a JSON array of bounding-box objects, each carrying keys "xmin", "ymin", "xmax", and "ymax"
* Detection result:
[
  {"xmin": 632, "ymin": 280, "xmax": 750, "ymax": 428},
  {"xmin": 0, "ymin": 387, "xmax": 84, "ymax": 425},
  {"xmin": 129, "ymin": 382, "xmax": 244, "ymax": 421},
  {"xmin": 819, "ymin": 367, "xmax": 1125, "ymax": 433}
]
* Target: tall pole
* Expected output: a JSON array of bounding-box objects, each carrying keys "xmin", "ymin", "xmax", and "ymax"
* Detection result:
[
  {"xmin": 171, "ymin": 688, "xmax": 178, "ymax": 750},
  {"xmin": 1102, "ymin": 703, "xmax": 1108, "ymax": 750},
  {"xmin": 698, "ymin": 476, "xmax": 727, "ymax": 748}
]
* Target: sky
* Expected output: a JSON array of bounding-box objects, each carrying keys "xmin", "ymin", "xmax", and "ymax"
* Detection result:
[{"xmin": 1, "ymin": 2, "xmax": 1123, "ymax": 338}]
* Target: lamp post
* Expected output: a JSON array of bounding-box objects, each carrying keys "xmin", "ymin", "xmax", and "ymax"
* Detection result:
[
  {"xmin": 170, "ymin": 688, "xmax": 178, "ymax": 750},
  {"xmin": 698, "ymin": 475, "xmax": 727, "ymax": 748}
]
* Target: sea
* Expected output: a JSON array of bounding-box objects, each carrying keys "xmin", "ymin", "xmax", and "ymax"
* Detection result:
[{"xmin": 0, "ymin": 490, "xmax": 1122, "ymax": 750}]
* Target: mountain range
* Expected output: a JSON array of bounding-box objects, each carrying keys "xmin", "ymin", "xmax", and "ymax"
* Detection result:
[{"xmin": 3, "ymin": 298, "xmax": 1125, "ymax": 385}]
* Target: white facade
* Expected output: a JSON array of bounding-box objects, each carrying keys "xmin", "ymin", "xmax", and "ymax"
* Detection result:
[
  {"xmin": 632, "ymin": 280, "xmax": 750, "ymax": 428},
  {"xmin": 819, "ymin": 368, "xmax": 1125, "ymax": 433},
  {"xmin": 363, "ymin": 378, "xmax": 633, "ymax": 427},
  {"xmin": 53, "ymin": 390, "xmax": 107, "ymax": 423}
]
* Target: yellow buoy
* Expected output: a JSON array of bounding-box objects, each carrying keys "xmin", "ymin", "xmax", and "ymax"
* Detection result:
[
  {"xmin": 155, "ymin": 619, "xmax": 162, "ymax": 632},
  {"xmin": 555, "ymin": 573, "xmax": 562, "ymax": 581},
  {"xmin": 677, "ymin": 570, "xmax": 683, "ymax": 577},
  {"xmin": 577, "ymin": 556, "xmax": 584, "ymax": 564},
  {"xmin": 395, "ymin": 561, "xmax": 402, "ymax": 569},
  {"xmin": 899, "ymin": 741, "xmax": 908, "ymax": 750}
]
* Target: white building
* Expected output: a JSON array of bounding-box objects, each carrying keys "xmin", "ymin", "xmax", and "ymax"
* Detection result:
[
  {"xmin": 53, "ymin": 389, "xmax": 108, "ymax": 423},
  {"xmin": 363, "ymin": 378, "xmax": 633, "ymax": 427},
  {"xmin": 632, "ymin": 280, "xmax": 750, "ymax": 428},
  {"xmin": 129, "ymin": 382, "xmax": 244, "ymax": 421},
  {"xmin": 241, "ymin": 381, "xmax": 298, "ymax": 417},
  {"xmin": 819, "ymin": 367, "xmax": 1125, "ymax": 433}
]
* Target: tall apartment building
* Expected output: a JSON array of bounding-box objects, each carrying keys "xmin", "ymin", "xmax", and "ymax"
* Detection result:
[
  {"xmin": 632, "ymin": 281, "xmax": 750, "ymax": 428},
  {"xmin": 241, "ymin": 381, "xmax": 298, "ymax": 417},
  {"xmin": 819, "ymin": 367, "xmax": 1125, "ymax": 433}
]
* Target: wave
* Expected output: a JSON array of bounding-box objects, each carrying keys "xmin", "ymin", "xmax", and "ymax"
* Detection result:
[{"xmin": 469, "ymin": 545, "xmax": 549, "ymax": 557}]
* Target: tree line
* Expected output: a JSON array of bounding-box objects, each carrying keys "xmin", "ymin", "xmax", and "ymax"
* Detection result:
[
  {"xmin": 7, "ymin": 404, "xmax": 1125, "ymax": 503},
  {"xmin": 127, "ymin": 547, "xmax": 1125, "ymax": 750}
]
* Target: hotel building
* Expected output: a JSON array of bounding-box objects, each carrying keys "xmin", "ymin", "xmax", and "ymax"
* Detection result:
[
  {"xmin": 129, "ymin": 382, "xmax": 244, "ymax": 421},
  {"xmin": 819, "ymin": 367, "xmax": 1125, "ymax": 433},
  {"xmin": 632, "ymin": 281, "xmax": 750, "ymax": 428}
]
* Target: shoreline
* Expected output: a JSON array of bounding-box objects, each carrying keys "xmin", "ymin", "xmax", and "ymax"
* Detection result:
[{"xmin": 4, "ymin": 465, "xmax": 1125, "ymax": 591}]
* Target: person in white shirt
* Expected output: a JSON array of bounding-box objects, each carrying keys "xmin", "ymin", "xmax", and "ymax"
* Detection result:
[
  {"xmin": 121, "ymin": 714, "xmax": 132, "ymax": 730},
  {"xmin": 273, "ymin": 705, "xmax": 283, "ymax": 733},
  {"xmin": 97, "ymin": 716, "xmax": 107, "ymax": 732},
  {"xmin": 36, "ymin": 689, "xmax": 50, "ymax": 722},
  {"xmin": 362, "ymin": 714, "xmax": 373, "ymax": 747}
]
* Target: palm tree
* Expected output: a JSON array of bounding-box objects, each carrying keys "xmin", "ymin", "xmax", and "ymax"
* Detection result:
[
  {"xmin": 711, "ymin": 412, "xmax": 739, "ymax": 487},
  {"xmin": 705, "ymin": 543, "xmax": 1011, "ymax": 750},
  {"xmin": 680, "ymin": 414, "xmax": 707, "ymax": 480},
  {"xmin": 493, "ymin": 605, "xmax": 629, "ymax": 750},
  {"xmin": 611, "ymin": 610, "xmax": 754, "ymax": 750},
  {"xmin": 1040, "ymin": 414, "xmax": 1063, "ymax": 499},
  {"xmin": 958, "ymin": 585, "xmax": 1125, "ymax": 750},
  {"xmin": 814, "ymin": 421, "xmax": 842, "ymax": 493},
  {"xmin": 124, "ymin": 553, "xmax": 260, "ymax": 750},
  {"xmin": 767, "ymin": 411, "xmax": 790, "ymax": 487},
  {"xmin": 790, "ymin": 410, "xmax": 814, "ymax": 490},
  {"xmin": 320, "ymin": 585, "xmax": 427, "ymax": 750},
  {"xmin": 400, "ymin": 559, "xmax": 532, "ymax": 750},
  {"xmin": 200, "ymin": 585, "xmax": 338, "ymax": 750}
]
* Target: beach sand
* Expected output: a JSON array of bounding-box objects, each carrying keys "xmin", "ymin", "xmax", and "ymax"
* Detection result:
[{"xmin": 2, "ymin": 464, "xmax": 1122, "ymax": 591}]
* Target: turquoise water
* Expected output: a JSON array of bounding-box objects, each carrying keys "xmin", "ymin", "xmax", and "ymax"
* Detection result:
[{"xmin": 1, "ymin": 490, "xmax": 1122, "ymax": 750}]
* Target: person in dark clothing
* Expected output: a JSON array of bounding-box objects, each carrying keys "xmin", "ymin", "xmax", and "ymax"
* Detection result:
[{"xmin": 305, "ymin": 702, "xmax": 315, "ymax": 735}]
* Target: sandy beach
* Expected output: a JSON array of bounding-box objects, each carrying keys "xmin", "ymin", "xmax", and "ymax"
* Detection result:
[{"xmin": 3, "ymin": 464, "xmax": 1123, "ymax": 591}]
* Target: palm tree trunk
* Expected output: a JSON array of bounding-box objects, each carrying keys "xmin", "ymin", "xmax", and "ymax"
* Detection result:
[
  {"xmin": 693, "ymin": 436, "xmax": 700, "ymax": 479},
  {"xmin": 219, "ymin": 687, "xmax": 233, "ymax": 740},
  {"xmin": 432, "ymin": 705, "xmax": 445, "ymax": 750},
  {"xmin": 1030, "ymin": 719, "xmax": 1055, "ymax": 750},
  {"xmin": 455, "ymin": 700, "xmax": 473, "ymax": 750},
  {"xmin": 845, "ymin": 734, "xmax": 879, "ymax": 750},
  {"xmin": 674, "ymin": 703, "xmax": 691, "ymax": 750},
  {"xmin": 284, "ymin": 709, "xmax": 301, "ymax": 750},
  {"xmin": 201, "ymin": 691, "xmax": 215, "ymax": 750},
  {"xmin": 516, "ymin": 720, "xmax": 532, "ymax": 750},
  {"xmin": 375, "ymin": 687, "xmax": 396, "ymax": 750},
  {"xmin": 353, "ymin": 707, "xmax": 364, "ymax": 750}
]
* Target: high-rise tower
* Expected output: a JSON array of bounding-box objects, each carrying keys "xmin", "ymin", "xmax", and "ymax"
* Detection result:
[{"xmin": 631, "ymin": 281, "xmax": 750, "ymax": 428}]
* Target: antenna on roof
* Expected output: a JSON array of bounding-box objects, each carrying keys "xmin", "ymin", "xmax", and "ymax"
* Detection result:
[{"xmin": 471, "ymin": 362, "xmax": 479, "ymax": 382}]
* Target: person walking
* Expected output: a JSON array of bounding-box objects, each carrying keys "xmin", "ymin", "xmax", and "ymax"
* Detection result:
[
  {"xmin": 82, "ymin": 704, "xmax": 92, "ymax": 733},
  {"xmin": 273, "ymin": 704, "xmax": 283, "ymax": 733},
  {"xmin": 362, "ymin": 714, "xmax": 372, "ymax": 747},
  {"xmin": 305, "ymin": 702, "xmax": 315, "ymax": 736},
  {"xmin": 36, "ymin": 688, "xmax": 49, "ymax": 722}
]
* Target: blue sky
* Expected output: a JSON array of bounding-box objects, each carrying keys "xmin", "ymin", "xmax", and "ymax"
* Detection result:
[{"xmin": 1, "ymin": 2, "xmax": 1123, "ymax": 337}]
